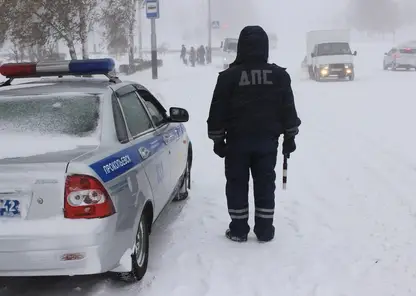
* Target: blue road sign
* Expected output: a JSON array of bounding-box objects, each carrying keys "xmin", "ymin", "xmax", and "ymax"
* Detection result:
[{"xmin": 146, "ymin": 0, "xmax": 159, "ymax": 19}]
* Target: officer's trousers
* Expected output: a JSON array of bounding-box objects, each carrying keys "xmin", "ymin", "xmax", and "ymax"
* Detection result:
[{"xmin": 224, "ymin": 137, "xmax": 278, "ymax": 241}]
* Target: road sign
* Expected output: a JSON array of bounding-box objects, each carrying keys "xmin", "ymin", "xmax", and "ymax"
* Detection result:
[
  {"xmin": 212, "ymin": 21, "xmax": 220, "ymax": 29},
  {"xmin": 146, "ymin": 0, "xmax": 159, "ymax": 19}
]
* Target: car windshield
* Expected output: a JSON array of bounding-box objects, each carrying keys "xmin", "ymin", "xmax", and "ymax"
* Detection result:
[
  {"xmin": 225, "ymin": 41, "xmax": 238, "ymax": 52},
  {"xmin": 0, "ymin": 93, "xmax": 101, "ymax": 137},
  {"xmin": 317, "ymin": 42, "xmax": 352, "ymax": 56},
  {"xmin": 269, "ymin": 33, "xmax": 277, "ymax": 41}
]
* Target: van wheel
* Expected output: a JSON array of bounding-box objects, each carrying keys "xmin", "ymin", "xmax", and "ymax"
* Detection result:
[
  {"xmin": 314, "ymin": 68, "xmax": 321, "ymax": 81},
  {"xmin": 118, "ymin": 214, "xmax": 149, "ymax": 282}
]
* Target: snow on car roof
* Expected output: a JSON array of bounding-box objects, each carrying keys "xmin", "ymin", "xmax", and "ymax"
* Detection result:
[{"xmin": 0, "ymin": 78, "xmax": 113, "ymax": 96}]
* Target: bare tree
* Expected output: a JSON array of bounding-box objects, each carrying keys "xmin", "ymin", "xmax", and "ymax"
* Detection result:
[
  {"xmin": 1, "ymin": 0, "xmax": 99, "ymax": 60},
  {"xmin": 102, "ymin": 0, "xmax": 137, "ymax": 68}
]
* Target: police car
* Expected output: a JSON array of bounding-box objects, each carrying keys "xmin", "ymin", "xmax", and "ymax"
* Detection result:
[{"xmin": 0, "ymin": 58, "xmax": 192, "ymax": 282}]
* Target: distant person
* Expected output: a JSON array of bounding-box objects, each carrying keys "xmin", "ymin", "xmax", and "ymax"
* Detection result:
[
  {"xmin": 180, "ymin": 45, "xmax": 187, "ymax": 65},
  {"xmin": 206, "ymin": 46, "xmax": 212, "ymax": 64},
  {"xmin": 189, "ymin": 47, "xmax": 196, "ymax": 67},
  {"xmin": 206, "ymin": 25, "xmax": 301, "ymax": 243},
  {"xmin": 197, "ymin": 45, "xmax": 206, "ymax": 65}
]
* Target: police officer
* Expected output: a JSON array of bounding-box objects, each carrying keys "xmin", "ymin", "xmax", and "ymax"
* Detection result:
[{"xmin": 207, "ymin": 25, "xmax": 301, "ymax": 243}]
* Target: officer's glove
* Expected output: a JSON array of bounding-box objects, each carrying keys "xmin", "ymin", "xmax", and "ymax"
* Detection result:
[
  {"xmin": 213, "ymin": 140, "xmax": 227, "ymax": 158},
  {"xmin": 282, "ymin": 136, "xmax": 296, "ymax": 156}
]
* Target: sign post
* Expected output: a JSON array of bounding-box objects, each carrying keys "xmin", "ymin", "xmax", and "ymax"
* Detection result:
[
  {"xmin": 207, "ymin": 0, "xmax": 212, "ymax": 64},
  {"xmin": 146, "ymin": 0, "xmax": 159, "ymax": 79}
]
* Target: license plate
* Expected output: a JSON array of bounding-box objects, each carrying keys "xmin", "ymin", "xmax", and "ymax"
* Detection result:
[
  {"xmin": 0, "ymin": 199, "xmax": 21, "ymax": 217},
  {"xmin": 332, "ymin": 68, "xmax": 343, "ymax": 71}
]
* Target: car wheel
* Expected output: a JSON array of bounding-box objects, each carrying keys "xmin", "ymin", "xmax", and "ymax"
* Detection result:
[
  {"xmin": 118, "ymin": 214, "xmax": 149, "ymax": 282},
  {"xmin": 383, "ymin": 62, "xmax": 388, "ymax": 70},
  {"xmin": 173, "ymin": 158, "xmax": 191, "ymax": 202}
]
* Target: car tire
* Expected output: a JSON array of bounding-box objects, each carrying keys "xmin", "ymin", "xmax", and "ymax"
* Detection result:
[
  {"xmin": 383, "ymin": 62, "xmax": 388, "ymax": 70},
  {"xmin": 173, "ymin": 158, "xmax": 191, "ymax": 202},
  {"xmin": 118, "ymin": 214, "xmax": 150, "ymax": 283},
  {"xmin": 173, "ymin": 145, "xmax": 192, "ymax": 202}
]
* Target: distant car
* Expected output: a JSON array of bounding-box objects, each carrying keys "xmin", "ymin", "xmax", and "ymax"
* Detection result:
[
  {"xmin": 383, "ymin": 45, "xmax": 416, "ymax": 70},
  {"xmin": 0, "ymin": 59, "xmax": 192, "ymax": 282},
  {"xmin": 220, "ymin": 37, "xmax": 238, "ymax": 69},
  {"xmin": 268, "ymin": 32, "xmax": 278, "ymax": 49}
]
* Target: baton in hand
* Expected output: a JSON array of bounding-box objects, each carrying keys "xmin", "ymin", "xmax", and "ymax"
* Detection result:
[{"xmin": 282, "ymin": 154, "xmax": 289, "ymax": 190}]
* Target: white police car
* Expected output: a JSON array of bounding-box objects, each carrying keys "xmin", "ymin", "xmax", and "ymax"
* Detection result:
[{"xmin": 0, "ymin": 59, "xmax": 192, "ymax": 282}]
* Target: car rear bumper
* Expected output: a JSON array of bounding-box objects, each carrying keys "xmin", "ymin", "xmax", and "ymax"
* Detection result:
[
  {"xmin": 394, "ymin": 57, "xmax": 416, "ymax": 67},
  {"xmin": 0, "ymin": 215, "xmax": 121, "ymax": 276}
]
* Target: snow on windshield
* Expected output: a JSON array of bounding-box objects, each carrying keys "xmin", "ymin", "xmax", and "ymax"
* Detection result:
[{"xmin": 0, "ymin": 93, "xmax": 101, "ymax": 159}]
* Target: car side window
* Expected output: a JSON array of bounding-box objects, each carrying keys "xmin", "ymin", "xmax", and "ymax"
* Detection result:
[
  {"xmin": 118, "ymin": 91, "xmax": 153, "ymax": 138},
  {"xmin": 137, "ymin": 89, "xmax": 167, "ymax": 128}
]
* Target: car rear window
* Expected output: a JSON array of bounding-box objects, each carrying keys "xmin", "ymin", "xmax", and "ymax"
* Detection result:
[
  {"xmin": 399, "ymin": 48, "xmax": 416, "ymax": 54},
  {"xmin": 0, "ymin": 93, "xmax": 100, "ymax": 137}
]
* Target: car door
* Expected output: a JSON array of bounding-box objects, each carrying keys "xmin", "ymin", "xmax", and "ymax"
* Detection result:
[
  {"xmin": 115, "ymin": 85, "xmax": 169, "ymax": 217},
  {"xmin": 136, "ymin": 87, "xmax": 181, "ymax": 199}
]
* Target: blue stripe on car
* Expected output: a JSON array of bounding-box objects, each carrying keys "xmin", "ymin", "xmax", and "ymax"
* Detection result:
[{"xmin": 90, "ymin": 124, "xmax": 184, "ymax": 183}]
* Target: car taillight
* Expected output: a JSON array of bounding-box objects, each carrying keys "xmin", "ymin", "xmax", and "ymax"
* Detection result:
[{"xmin": 64, "ymin": 175, "xmax": 115, "ymax": 219}]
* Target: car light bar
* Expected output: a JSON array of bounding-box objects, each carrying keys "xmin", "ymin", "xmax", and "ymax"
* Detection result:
[{"xmin": 0, "ymin": 58, "xmax": 116, "ymax": 79}]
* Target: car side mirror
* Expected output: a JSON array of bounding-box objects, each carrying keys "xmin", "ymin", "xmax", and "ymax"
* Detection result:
[
  {"xmin": 169, "ymin": 107, "xmax": 189, "ymax": 122},
  {"xmin": 353, "ymin": 50, "xmax": 357, "ymax": 56},
  {"xmin": 311, "ymin": 53, "xmax": 315, "ymax": 58}
]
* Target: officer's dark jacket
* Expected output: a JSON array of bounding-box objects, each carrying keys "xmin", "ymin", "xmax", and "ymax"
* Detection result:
[{"xmin": 207, "ymin": 26, "xmax": 301, "ymax": 142}]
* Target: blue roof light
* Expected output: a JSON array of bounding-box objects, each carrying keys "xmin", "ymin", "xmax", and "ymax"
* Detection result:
[{"xmin": 68, "ymin": 58, "xmax": 115, "ymax": 74}]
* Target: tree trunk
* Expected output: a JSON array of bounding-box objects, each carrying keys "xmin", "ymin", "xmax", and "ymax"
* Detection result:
[
  {"xmin": 79, "ymin": 6, "xmax": 89, "ymax": 59},
  {"xmin": 128, "ymin": 0, "xmax": 137, "ymax": 73},
  {"xmin": 66, "ymin": 38, "xmax": 77, "ymax": 60}
]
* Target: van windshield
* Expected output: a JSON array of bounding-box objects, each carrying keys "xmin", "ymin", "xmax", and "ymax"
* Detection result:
[
  {"xmin": 224, "ymin": 40, "xmax": 238, "ymax": 52},
  {"xmin": 317, "ymin": 42, "xmax": 351, "ymax": 56}
]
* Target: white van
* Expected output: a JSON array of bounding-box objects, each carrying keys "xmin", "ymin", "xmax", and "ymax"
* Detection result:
[
  {"xmin": 220, "ymin": 38, "xmax": 238, "ymax": 69},
  {"xmin": 306, "ymin": 29, "xmax": 357, "ymax": 81}
]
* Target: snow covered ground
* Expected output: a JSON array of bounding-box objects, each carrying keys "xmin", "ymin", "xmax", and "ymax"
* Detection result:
[{"xmin": 1, "ymin": 42, "xmax": 416, "ymax": 296}]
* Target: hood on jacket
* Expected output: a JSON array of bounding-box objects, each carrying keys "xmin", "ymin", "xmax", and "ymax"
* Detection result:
[{"xmin": 230, "ymin": 25, "xmax": 269, "ymax": 67}]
